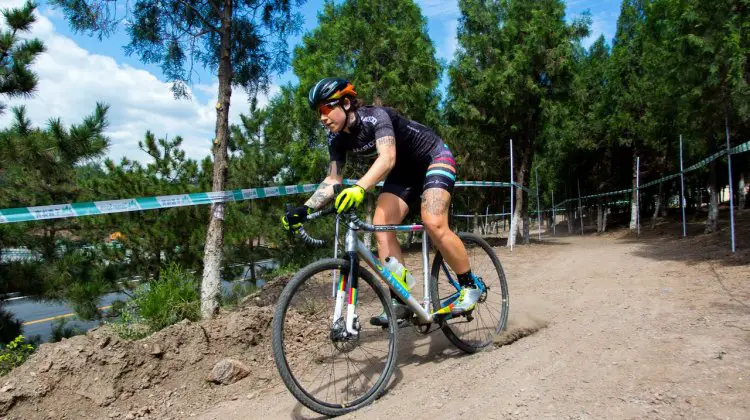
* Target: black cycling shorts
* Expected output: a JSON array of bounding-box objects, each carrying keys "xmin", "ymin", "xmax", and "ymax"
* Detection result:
[{"xmin": 381, "ymin": 143, "xmax": 456, "ymax": 204}]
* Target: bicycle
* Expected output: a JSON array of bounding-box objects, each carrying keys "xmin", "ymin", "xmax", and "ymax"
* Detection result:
[{"xmin": 271, "ymin": 200, "xmax": 509, "ymax": 416}]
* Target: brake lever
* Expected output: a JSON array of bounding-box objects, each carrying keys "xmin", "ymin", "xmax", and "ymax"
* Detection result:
[{"xmin": 283, "ymin": 202, "xmax": 297, "ymax": 243}]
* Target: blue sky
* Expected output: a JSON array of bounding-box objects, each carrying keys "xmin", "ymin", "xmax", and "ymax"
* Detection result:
[{"xmin": 0, "ymin": 0, "xmax": 621, "ymax": 163}]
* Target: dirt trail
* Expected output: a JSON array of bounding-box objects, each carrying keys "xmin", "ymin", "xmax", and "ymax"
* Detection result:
[
  {"xmin": 199, "ymin": 232, "xmax": 750, "ymax": 419},
  {"xmin": 3, "ymin": 222, "xmax": 749, "ymax": 420}
]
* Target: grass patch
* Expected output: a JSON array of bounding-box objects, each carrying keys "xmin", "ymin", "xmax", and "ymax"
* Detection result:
[{"xmin": 107, "ymin": 263, "xmax": 200, "ymax": 339}]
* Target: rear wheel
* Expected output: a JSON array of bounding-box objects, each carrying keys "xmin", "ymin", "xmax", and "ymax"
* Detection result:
[
  {"xmin": 429, "ymin": 232, "xmax": 509, "ymax": 353},
  {"xmin": 272, "ymin": 258, "xmax": 398, "ymax": 416}
]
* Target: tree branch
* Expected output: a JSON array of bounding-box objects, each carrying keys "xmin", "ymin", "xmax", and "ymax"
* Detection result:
[
  {"xmin": 0, "ymin": 28, "xmax": 19, "ymax": 67},
  {"xmin": 204, "ymin": 0, "xmax": 222, "ymax": 16},
  {"xmin": 176, "ymin": 0, "xmax": 219, "ymax": 32}
]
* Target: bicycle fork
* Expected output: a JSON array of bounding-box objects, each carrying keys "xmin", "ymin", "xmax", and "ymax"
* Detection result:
[{"xmin": 331, "ymin": 226, "xmax": 362, "ymax": 336}]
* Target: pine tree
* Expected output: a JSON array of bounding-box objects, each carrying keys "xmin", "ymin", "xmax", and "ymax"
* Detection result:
[
  {"xmin": 447, "ymin": 0, "xmax": 588, "ymax": 246},
  {"xmin": 293, "ymin": 0, "xmax": 442, "ymax": 126},
  {"xmin": 50, "ymin": 0, "xmax": 304, "ymax": 318},
  {"xmin": 0, "ymin": 0, "xmax": 45, "ymax": 114},
  {"xmin": 0, "ymin": 104, "xmax": 113, "ymax": 321}
]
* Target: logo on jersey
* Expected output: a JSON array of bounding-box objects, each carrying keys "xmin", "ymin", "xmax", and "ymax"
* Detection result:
[
  {"xmin": 362, "ymin": 116, "xmax": 378, "ymax": 125},
  {"xmin": 352, "ymin": 140, "xmax": 376, "ymax": 154}
]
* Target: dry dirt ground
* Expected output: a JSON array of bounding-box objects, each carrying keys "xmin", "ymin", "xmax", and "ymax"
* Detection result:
[{"xmin": 3, "ymin": 213, "xmax": 749, "ymax": 419}]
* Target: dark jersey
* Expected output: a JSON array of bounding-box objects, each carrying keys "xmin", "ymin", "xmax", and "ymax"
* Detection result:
[{"xmin": 327, "ymin": 106, "xmax": 444, "ymax": 168}]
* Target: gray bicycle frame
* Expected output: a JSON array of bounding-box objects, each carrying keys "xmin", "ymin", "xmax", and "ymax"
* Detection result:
[{"xmin": 335, "ymin": 217, "xmax": 437, "ymax": 334}]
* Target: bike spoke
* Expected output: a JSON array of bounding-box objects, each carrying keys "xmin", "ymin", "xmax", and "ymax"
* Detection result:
[
  {"xmin": 276, "ymin": 262, "xmax": 395, "ymax": 412},
  {"xmin": 432, "ymin": 234, "xmax": 509, "ymax": 352}
]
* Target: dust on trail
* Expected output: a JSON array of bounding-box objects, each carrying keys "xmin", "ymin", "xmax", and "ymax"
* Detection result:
[{"xmin": 493, "ymin": 311, "xmax": 548, "ymax": 347}]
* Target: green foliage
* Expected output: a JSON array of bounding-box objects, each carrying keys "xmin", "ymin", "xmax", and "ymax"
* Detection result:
[
  {"xmin": 50, "ymin": 0, "xmax": 302, "ymax": 98},
  {"xmin": 294, "ymin": 0, "xmax": 442, "ymax": 126},
  {"xmin": 0, "ymin": 104, "xmax": 116, "ymax": 321},
  {"xmin": 106, "ymin": 264, "xmax": 200, "ymax": 340},
  {"xmin": 287, "ymin": 0, "xmax": 443, "ymax": 184},
  {"xmin": 49, "ymin": 317, "xmax": 83, "ymax": 343},
  {"xmin": 105, "ymin": 300, "xmax": 150, "ymax": 341},
  {"xmin": 131, "ymin": 263, "xmax": 200, "ymax": 332},
  {"xmin": 50, "ymin": 0, "xmax": 305, "ymax": 318},
  {"xmin": 446, "ymin": 0, "xmax": 588, "ymax": 231},
  {"xmin": 0, "ymin": 335, "xmax": 35, "ymax": 376},
  {"xmin": 80, "ymin": 132, "xmax": 209, "ymax": 282},
  {"xmin": 0, "ymin": 1, "xmax": 45, "ymax": 114},
  {"xmin": 0, "ymin": 305, "xmax": 23, "ymax": 345},
  {"xmin": 220, "ymin": 281, "xmax": 257, "ymax": 309}
]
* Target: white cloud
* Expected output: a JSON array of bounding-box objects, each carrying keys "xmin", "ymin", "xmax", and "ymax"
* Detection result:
[
  {"xmin": 581, "ymin": 11, "xmax": 618, "ymax": 48},
  {"xmin": 416, "ymin": 0, "xmax": 459, "ymax": 19},
  {"xmin": 437, "ymin": 19, "xmax": 459, "ymax": 61},
  {"xmin": 0, "ymin": 3, "xmax": 276, "ymax": 164}
]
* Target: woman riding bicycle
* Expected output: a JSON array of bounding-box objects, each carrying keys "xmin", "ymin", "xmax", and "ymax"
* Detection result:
[{"xmin": 282, "ymin": 77, "xmax": 481, "ymax": 323}]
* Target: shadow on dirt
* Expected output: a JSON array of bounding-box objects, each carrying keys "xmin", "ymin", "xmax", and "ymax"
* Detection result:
[{"xmin": 620, "ymin": 208, "xmax": 750, "ymax": 268}]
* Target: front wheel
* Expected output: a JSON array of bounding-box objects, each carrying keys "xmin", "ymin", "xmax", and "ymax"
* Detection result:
[
  {"xmin": 271, "ymin": 258, "xmax": 398, "ymax": 416},
  {"xmin": 430, "ymin": 232, "xmax": 510, "ymax": 353}
]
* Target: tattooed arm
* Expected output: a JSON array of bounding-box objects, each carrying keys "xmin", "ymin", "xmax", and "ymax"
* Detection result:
[
  {"xmin": 304, "ymin": 160, "xmax": 344, "ymax": 210},
  {"xmin": 356, "ymin": 136, "xmax": 397, "ymax": 191}
]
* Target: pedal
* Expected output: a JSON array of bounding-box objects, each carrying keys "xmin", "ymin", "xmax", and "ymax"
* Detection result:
[{"xmin": 431, "ymin": 312, "xmax": 453, "ymax": 323}]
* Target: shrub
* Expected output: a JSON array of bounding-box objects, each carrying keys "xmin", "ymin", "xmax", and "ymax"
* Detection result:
[
  {"xmin": 221, "ymin": 281, "xmax": 257, "ymax": 309},
  {"xmin": 132, "ymin": 263, "xmax": 200, "ymax": 332},
  {"xmin": 105, "ymin": 299, "xmax": 150, "ymax": 340},
  {"xmin": 0, "ymin": 336, "xmax": 35, "ymax": 376},
  {"xmin": 0, "ymin": 305, "xmax": 22, "ymax": 345},
  {"xmin": 50, "ymin": 318, "xmax": 84, "ymax": 343}
]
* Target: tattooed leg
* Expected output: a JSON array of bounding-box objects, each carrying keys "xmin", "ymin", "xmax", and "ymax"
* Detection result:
[{"xmin": 421, "ymin": 188, "xmax": 470, "ymax": 274}]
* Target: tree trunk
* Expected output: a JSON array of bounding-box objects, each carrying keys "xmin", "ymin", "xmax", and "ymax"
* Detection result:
[
  {"xmin": 248, "ymin": 239, "xmax": 256, "ymax": 282},
  {"xmin": 567, "ymin": 205, "xmax": 574, "ymax": 234},
  {"xmin": 629, "ymin": 156, "xmax": 639, "ymax": 231},
  {"xmin": 602, "ymin": 206, "xmax": 608, "ymax": 232},
  {"xmin": 509, "ymin": 146, "xmax": 530, "ymax": 247},
  {"xmin": 522, "ymin": 201, "xmax": 530, "ymax": 244},
  {"xmin": 705, "ymin": 160, "xmax": 719, "ymax": 233},
  {"xmin": 651, "ymin": 183, "xmax": 663, "ymax": 230},
  {"xmin": 739, "ymin": 173, "xmax": 747, "ymax": 210},
  {"xmin": 201, "ymin": 1, "xmax": 233, "ymax": 319},
  {"xmin": 473, "ymin": 214, "xmax": 479, "ymax": 234},
  {"xmin": 596, "ymin": 203, "xmax": 603, "ymax": 233}
]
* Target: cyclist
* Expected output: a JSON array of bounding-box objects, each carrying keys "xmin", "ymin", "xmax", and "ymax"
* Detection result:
[{"xmin": 282, "ymin": 77, "xmax": 481, "ymax": 325}]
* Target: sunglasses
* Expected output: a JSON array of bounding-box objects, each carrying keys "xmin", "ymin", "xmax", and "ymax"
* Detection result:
[{"xmin": 317, "ymin": 100, "xmax": 340, "ymax": 116}]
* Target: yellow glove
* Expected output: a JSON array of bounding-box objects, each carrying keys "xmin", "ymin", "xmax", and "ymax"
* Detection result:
[
  {"xmin": 281, "ymin": 205, "xmax": 311, "ymax": 231},
  {"xmin": 334, "ymin": 185, "xmax": 366, "ymax": 213}
]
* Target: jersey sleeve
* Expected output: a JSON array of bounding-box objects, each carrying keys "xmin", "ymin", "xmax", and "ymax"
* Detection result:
[
  {"xmin": 371, "ymin": 107, "xmax": 395, "ymax": 140},
  {"xmin": 327, "ymin": 131, "xmax": 346, "ymax": 166}
]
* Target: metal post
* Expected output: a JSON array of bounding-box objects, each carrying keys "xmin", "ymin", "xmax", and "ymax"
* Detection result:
[
  {"xmin": 551, "ymin": 189, "xmax": 556, "ymax": 237},
  {"xmin": 484, "ymin": 205, "xmax": 489, "ymax": 235},
  {"xmin": 577, "ymin": 178, "xmax": 584, "ymax": 235},
  {"xmin": 726, "ymin": 117, "xmax": 736, "ymax": 253},
  {"xmin": 502, "ymin": 204, "xmax": 506, "ymax": 232},
  {"xmin": 509, "ymin": 139, "xmax": 514, "ymax": 251},
  {"xmin": 636, "ymin": 156, "xmax": 641, "ymax": 236},
  {"xmin": 679, "ymin": 135, "xmax": 687, "ymax": 237},
  {"xmin": 535, "ymin": 166, "xmax": 541, "ymax": 241}
]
